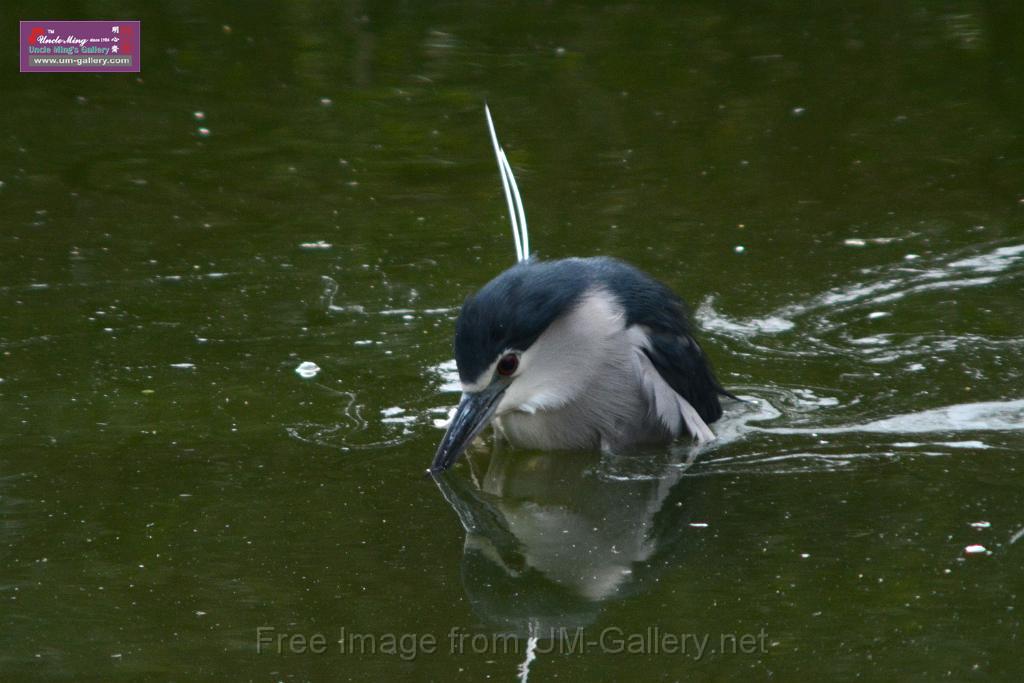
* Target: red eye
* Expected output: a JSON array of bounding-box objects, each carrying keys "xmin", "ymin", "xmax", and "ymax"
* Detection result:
[{"xmin": 496, "ymin": 353, "xmax": 519, "ymax": 376}]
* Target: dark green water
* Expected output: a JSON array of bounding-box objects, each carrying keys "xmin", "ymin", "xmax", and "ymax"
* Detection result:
[{"xmin": 3, "ymin": 2, "xmax": 1023, "ymax": 680}]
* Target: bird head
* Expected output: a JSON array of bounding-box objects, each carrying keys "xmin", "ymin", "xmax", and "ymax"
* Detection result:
[{"xmin": 430, "ymin": 259, "xmax": 628, "ymax": 473}]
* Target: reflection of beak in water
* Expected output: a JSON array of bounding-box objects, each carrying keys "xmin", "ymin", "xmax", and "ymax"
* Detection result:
[{"xmin": 430, "ymin": 444, "xmax": 706, "ymax": 635}]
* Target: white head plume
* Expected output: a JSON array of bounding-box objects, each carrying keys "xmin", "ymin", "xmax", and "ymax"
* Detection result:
[{"xmin": 484, "ymin": 104, "xmax": 530, "ymax": 263}]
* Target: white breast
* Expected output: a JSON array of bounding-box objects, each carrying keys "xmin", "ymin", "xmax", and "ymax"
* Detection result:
[{"xmin": 492, "ymin": 287, "xmax": 715, "ymax": 451}]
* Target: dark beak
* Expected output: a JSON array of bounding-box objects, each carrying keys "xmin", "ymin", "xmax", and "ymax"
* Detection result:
[{"xmin": 429, "ymin": 384, "xmax": 506, "ymax": 474}]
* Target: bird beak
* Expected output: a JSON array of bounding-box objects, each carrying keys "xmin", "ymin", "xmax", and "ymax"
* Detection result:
[{"xmin": 430, "ymin": 384, "xmax": 506, "ymax": 474}]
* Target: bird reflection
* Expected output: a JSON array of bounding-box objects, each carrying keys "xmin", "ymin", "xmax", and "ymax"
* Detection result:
[{"xmin": 431, "ymin": 444, "xmax": 708, "ymax": 635}]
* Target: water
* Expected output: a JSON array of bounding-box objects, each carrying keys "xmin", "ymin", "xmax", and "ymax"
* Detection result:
[{"xmin": 2, "ymin": 2, "xmax": 1023, "ymax": 679}]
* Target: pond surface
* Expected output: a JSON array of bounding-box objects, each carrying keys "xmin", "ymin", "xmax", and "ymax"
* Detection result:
[{"xmin": 2, "ymin": 1, "xmax": 1023, "ymax": 680}]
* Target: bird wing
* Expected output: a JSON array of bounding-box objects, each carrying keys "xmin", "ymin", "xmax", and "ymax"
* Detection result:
[
  {"xmin": 641, "ymin": 329, "xmax": 726, "ymax": 426},
  {"xmin": 631, "ymin": 340, "xmax": 715, "ymax": 444},
  {"xmin": 627, "ymin": 324, "xmax": 725, "ymax": 443}
]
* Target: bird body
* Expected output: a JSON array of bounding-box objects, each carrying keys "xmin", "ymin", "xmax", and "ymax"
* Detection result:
[
  {"xmin": 429, "ymin": 109, "xmax": 731, "ymax": 473},
  {"xmin": 459, "ymin": 257, "xmax": 723, "ymax": 454},
  {"xmin": 432, "ymin": 256, "xmax": 730, "ymax": 472}
]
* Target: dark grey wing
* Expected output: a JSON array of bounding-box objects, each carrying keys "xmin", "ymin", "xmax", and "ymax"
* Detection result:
[
  {"xmin": 641, "ymin": 330, "xmax": 727, "ymax": 425},
  {"xmin": 582, "ymin": 256, "xmax": 735, "ymax": 426}
]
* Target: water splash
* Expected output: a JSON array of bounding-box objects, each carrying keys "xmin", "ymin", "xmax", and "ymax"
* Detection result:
[
  {"xmin": 697, "ymin": 241, "xmax": 1024, "ymax": 344},
  {"xmin": 430, "ymin": 359, "xmax": 461, "ymax": 393}
]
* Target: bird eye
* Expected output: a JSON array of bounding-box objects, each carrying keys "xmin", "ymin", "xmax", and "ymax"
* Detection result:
[{"xmin": 496, "ymin": 353, "xmax": 519, "ymax": 376}]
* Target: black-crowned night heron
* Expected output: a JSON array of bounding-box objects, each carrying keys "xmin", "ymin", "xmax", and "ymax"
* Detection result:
[{"xmin": 429, "ymin": 108, "xmax": 733, "ymax": 473}]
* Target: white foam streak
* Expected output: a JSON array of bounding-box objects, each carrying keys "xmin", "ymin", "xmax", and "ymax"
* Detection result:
[
  {"xmin": 754, "ymin": 399, "xmax": 1024, "ymax": 435},
  {"xmin": 696, "ymin": 242, "xmax": 1023, "ymax": 341}
]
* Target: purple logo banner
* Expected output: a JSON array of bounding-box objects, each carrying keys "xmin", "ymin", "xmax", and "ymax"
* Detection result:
[{"xmin": 20, "ymin": 20, "xmax": 140, "ymax": 73}]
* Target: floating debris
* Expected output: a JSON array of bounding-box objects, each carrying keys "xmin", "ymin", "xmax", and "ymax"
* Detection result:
[
  {"xmin": 844, "ymin": 236, "xmax": 898, "ymax": 247},
  {"xmin": 964, "ymin": 544, "xmax": 989, "ymax": 556},
  {"xmin": 688, "ymin": 522, "xmax": 708, "ymax": 528},
  {"xmin": 969, "ymin": 521, "xmax": 991, "ymax": 529},
  {"xmin": 299, "ymin": 240, "xmax": 332, "ymax": 250},
  {"xmin": 295, "ymin": 361, "xmax": 321, "ymax": 379},
  {"xmin": 169, "ymin": 363, "xmax": 195, "ymax": 369}
]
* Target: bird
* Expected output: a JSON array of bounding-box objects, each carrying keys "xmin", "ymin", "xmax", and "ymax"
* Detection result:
[{"xmin": 430, "ymin": 107, "xmax": 734, "ymax": 474}]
